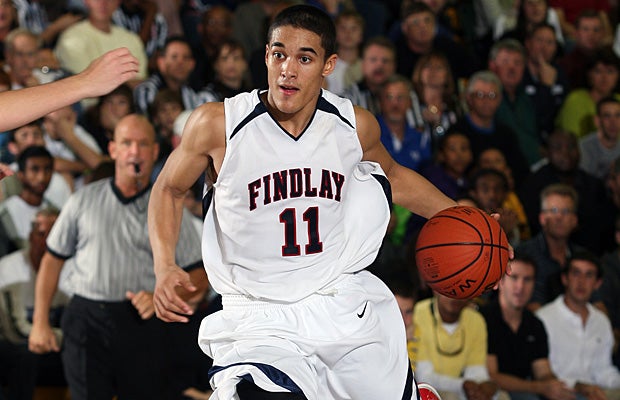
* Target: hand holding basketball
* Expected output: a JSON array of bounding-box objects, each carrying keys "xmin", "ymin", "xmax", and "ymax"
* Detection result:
[{"xmin": 415, "ymin": 206, "xmax": 510, "ymax": 299}]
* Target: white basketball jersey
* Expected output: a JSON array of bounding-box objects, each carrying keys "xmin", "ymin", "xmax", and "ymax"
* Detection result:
[{"xmin": 202, "ymin": 89, "xmax": 391, "ymax": 302}]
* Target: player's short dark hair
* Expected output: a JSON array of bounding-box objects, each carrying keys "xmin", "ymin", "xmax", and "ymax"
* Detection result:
[
  {"xmin": 268, "ymin": 4, "xmax": 337, "ymax": 60},
  {"xmin": 564, "ymin": 250, "xmax": 603, "ymax": 279},
  {"xmin": 17, "ymin": 145, "xmax": 52, "ymax": 172}
]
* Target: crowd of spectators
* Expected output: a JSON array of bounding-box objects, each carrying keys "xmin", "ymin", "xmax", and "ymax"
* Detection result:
[{"xmin": 0, "ymin": 0, "xmax": 620, "ymax": 399}]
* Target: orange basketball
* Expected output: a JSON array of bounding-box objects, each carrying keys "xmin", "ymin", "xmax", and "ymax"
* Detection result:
[{"xmin": 415, "ymin": 205, "xmax": 510, "ymax": 299}]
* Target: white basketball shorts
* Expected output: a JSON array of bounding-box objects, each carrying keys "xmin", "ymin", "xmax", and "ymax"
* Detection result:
[{"xmin": 198, "ymin": 270, "xmax": 417, "ymax": 400}]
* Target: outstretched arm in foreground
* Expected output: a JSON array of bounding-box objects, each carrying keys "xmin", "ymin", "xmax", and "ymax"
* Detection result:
[
  {"xmin": 148, "ymin": 102, "xmax": 225, "ymax": 323},
  {"xmin": 0, "ymin": 47, "xmax": 139, "ymax": 132},
  {"xmin": 355, "ymin": 107, "xmax": 456, "ymax": 218}
]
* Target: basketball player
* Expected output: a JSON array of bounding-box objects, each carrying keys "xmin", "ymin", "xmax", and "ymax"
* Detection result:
[{"xmin": 148, "ymin": 5, "xmax": 457, "ymax": 399}]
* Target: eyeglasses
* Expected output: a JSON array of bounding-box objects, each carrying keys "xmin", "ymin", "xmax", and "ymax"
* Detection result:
[
  {"xmin": 471, "ymin": 90, "xmax": 497, "ymax": 100},
  {"xmin": 430, "ymin": 300, "xmax": 465, "ymax": 357},
  {"xmin": 541, "ymin": 207, "xmax": 575, "ymax": 216}
]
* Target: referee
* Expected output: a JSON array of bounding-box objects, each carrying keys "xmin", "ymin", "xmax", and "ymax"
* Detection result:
[{"xmin": 28, "ymin": 114, "xmax": 205, "ymax": 399}]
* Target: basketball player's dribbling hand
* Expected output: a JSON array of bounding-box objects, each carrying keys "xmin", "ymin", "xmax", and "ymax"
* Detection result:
[{"xmin": 153, "ymin": 265, "xmax": 196, "ymax": 323}]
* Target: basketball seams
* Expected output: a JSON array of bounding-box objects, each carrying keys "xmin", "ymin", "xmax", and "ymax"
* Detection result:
[{"xmin": 415, "ymin": 205, "xmax": 510, "ymax": 299}]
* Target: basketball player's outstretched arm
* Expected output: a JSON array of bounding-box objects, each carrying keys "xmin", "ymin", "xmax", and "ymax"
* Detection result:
[
  {"xmin": 148, "ymin": 102, "xmax": 225, "ymax": 323},
  {"xmin": 0, "ymin": 47, "xmax": 139, "ymax": 132},
  {"xmin": 355, "ymin": 107, "xmax": 457, "ymax": 218}
]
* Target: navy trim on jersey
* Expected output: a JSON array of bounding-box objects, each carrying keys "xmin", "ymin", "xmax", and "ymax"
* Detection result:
[
  {"xmin": 316, "ymin": 94, "xmax": 354, "ymax": 130},
  {"xmin": 230, "ymin": 102, "xmax": 268, "ymax": 140},
  {"xmin": 372, "ymin": 173, "xmax": 392, "ymax": 210},
  {"xmin": 209, "ymin": 362, "xmax": 304, "ymax": 394},
  {"xmin": 46, "ymin": 245, "xmax": 73, "ymax": 261},
  {"xmin": 411, "ymin": 372, "xmax": 420, "ymax": 400},
  {"xmin": 202, "ymin": 187, "xmax": 214, "ymax": 220}
]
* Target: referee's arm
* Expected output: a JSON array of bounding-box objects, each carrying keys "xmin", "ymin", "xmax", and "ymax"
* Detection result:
[{"xmin": 29, "ymin": 251, "xmax": 65, "ymax": 353}]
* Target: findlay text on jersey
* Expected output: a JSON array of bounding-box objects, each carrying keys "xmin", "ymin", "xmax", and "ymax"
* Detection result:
[{"xmin": 248, "ymin": 168, "xmax": 345, "ymax": 211}]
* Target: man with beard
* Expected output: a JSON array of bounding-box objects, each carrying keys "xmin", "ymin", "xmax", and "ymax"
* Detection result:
[{"xmin": 0, "ymin": 145, "xmax": 54, "ymax": 257}]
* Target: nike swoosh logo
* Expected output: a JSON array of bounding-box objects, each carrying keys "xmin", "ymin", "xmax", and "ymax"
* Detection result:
[{"xmin": 357, "ymin": 301, "xmax": 368, "ymax": 318}]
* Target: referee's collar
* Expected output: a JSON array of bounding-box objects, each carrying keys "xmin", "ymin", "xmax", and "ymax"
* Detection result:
[{"xmin": 111, "ymin": 179, "xmax": 152, "ymax": 204}]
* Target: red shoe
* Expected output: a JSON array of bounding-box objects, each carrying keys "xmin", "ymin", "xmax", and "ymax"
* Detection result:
[{"xmin": 418, "ymin": 382, "xmax": 442, "ymax": 400}]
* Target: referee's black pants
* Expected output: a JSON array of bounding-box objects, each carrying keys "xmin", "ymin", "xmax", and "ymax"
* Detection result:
[{"xmin": 61, "ymin": 295, "xmax": 167, "ymax": 400}]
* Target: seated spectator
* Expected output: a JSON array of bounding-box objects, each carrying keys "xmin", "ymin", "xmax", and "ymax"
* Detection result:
[
  {"xmin": 517, "ymin": 183, "xmax": 585, "ymax": 309},
  {"xmin": 0, "ymin": 208, "xmax": 69, "ymax": 396},
  {"xmin": 413, "ymin": 293, "xmax": 499, "ymax": 400},
  {"xmin": 468, "ymin": 168, "xmax": 521, "ymax": 246},
  {"xmin": 556, "ymin": 47, "xmax": 620, "ymax": 139},
  {"xmin": 480, "ymin": 253, "xmax": 576, "ymax": 400},
  {"xmin": 134, "ymin": 36, "xmax": 211, "ymax": 118},
  {"xmin": 522, "ymin": 23, "xmax": 569, "ymax": 140},
  {"xmin": 112, "ymin": 0, "xmax": 168, "ymax": 69},
  {"xmin": 0, "ymin": 122, "xmax": 71, "ymax": 208},
  {"xmin": 149, "ymin": 88, "xmax": 183, "ymax": 181},
  {"xmin": 80, "ymin": 84, "xmax": 135, "ymax": 156},
  {"xmin": 342, "ymin": 36, "xmax": 397, "ymax": 116},
  {"xmin": 519, "ymin": 130, "xmax": 611, "ymax": 254},
  {"xmin": 536, "ymin": 252, "xmax": 620, "ymax": 399},
  {"xmin": 489, "ymin": 39, "xmax": 541, "ymax": 167},
  {"xmin": 421, "ymin": 130, "xmax": 472, "ymax": 201},
  {"xmin": 578, "ymin": 96, "xmax": 620, "ymax": 180},
  {"xmin": 325, "ymin": 10, "xmax": 364, "ymax": 96},
  {"xmin": 558, "ymin": 10, "xmax": 607, "ymax": 90},
  {"xmin": 451, "ymin": 70, "xmax": 530, "ymax": 186},
  {"xmin": 396, "ymin": 2, "xmax": 478, "ymax": 81},
  {"xmin": 0, "ymin": 146, "xmax": 54, "ymax": 256},
  {"xmin": 478, "ymin": 147, "xmax": 531, "ymax": 242},
  {"xmin": 42, "ymin": 104, "xmax": 105, "ymax": 190},
  {"xmin": 200, "ymin": 39, "xmax": 251, "ymax": 102},
  {"xmin": 4, "ymin": 28, "xmax": 67, "ymax": 90},
  {"xmin": 13, "ymin": 0, "xmax": 83, "ymax": 47},
  {"xmin": 54, "ymin": 0, "xmax": 147, "ymax": 108},
  {"xmin": 189, "ymin": 5, "xmax": 233, "ymax": 89},
  {"xmin": 550, "ymin": 1, "xmax": 612, "ymax": 44},
  {"xmin": 377, "ymin": 74, "xmax": 432, "ymax": 245},
  {"xmin": 410, "ymin": 51, "xmax": 462, "ymax": 149}
]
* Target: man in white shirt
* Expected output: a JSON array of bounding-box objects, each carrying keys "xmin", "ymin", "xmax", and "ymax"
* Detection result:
[{"xmin": 536, "ymin": 251, "xmax": 620, "ymax": 400}]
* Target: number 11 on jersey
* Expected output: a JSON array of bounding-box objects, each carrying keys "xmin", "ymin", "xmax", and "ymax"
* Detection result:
[{"xmin": 279, "ymin": 206, "xmax": 323, "ymax": 256}]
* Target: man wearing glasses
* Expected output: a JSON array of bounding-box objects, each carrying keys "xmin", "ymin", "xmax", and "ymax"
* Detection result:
[
  {"xmin": 412, "ymin": 292, "xmax": 500, "ymax": 400},
  {"xmin": 450, "ymin": 70, "xmax": 530, "ymax": 186}
]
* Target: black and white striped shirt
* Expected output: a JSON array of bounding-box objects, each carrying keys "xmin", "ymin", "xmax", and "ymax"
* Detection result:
[
  {"xmin": 13, "ymin": 0, "xmax": 48, "ymax": 35},
  {"xmin": 112, "ymin": 7, "xmax": 167, "ymax": 57},
  {"xmin": 46, "ymin": 178, "xmax": 202, "ymax": 301},
  {"xmin": 134, "ymin": 72, "xmax": 217, "ymax": 116}
]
